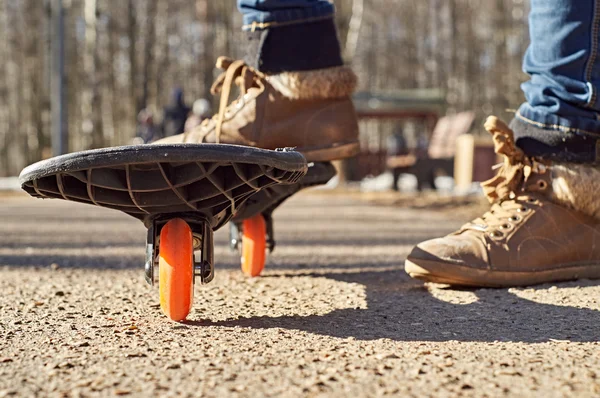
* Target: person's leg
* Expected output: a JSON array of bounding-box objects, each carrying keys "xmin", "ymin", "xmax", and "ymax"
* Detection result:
[
  {"xmin": 512, "ymin": 0, "xmax": 600, "ymax": 163},
  {"xmin": 158, "ymin": 0, "xmax": 359, "ymax": 163},
  {"xmin": 406, "ymin": 0, "xmax": 600, "ymax": 287},
  {"xmin": 238, "ymin": 0, "xmax": 343, "ymax": 73}
]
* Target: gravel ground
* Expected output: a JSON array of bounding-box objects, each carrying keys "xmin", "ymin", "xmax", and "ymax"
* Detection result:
[{"xmin": 1, "ymin": 193, "xmax": 599, "ymax": 397}]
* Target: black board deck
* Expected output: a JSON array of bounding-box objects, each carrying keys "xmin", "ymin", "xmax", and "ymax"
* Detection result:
[{"xmin": 20, "ymin": 144, "xmax": 307, "ymax": 229}]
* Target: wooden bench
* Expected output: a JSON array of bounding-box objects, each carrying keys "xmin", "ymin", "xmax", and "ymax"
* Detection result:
[{"xmin": 387, "ymin": 111, "xmax": 475, "ymax": 190}]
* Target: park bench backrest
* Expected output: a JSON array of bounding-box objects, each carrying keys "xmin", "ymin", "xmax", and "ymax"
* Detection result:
[{"xmin": 427, "ymin": 111, "xmax": 475, "ymax": 159}]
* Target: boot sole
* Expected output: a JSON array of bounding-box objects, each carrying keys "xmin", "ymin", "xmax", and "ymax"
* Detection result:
[
  {"xmin": 158, "ymin": 137, "xmax": 360, "ymax": 162},
  {"xmin": 297, "ymin": 142, "xmax": 361, "ymax": 162},
  {"xmin": 405, "ymin": 258, "xmax": 600, "ymax": 288}
]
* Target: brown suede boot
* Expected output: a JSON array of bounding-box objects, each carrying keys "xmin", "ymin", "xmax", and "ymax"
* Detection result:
[
  {"xmin": 156, "ymin": 57, "xmax": 360, "ymax": 162},
  {"xmin": 405, "ymin": 116, "xmax": 600, "ymax": 287}
]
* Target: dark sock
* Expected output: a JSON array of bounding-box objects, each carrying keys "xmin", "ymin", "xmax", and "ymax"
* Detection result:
[
  {"xmin": 510, "ymin": 117, "xmax": 600, "ymax": 163},
  {"xmin": 244, "ymin": 18, "xmax": 344, "ymax": 74}
]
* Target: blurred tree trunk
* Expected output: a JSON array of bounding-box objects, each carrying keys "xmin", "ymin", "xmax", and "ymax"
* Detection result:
[
  {"xmin": 201, "ymin": 1, "xmax": 215, "ymax": 104},
  {"xmin": 106, "ymin": 6, "xmax": 119, "ymax": 145},
  {"xmin": 82, "ymin": 0, "xmax": 103, "ymax": 148},
  {"xmin": 22, "ymin": 0, "xmax": 44, "ymax": 163},
  {"xmin": 149, "ymin": 0, "xmax": 168, "ymax": 115},
  {"xmin": 344, "ymin": 0, "xmax": 363, "ymax": 62},
  {"xmin": 4, "ymin": 2, "xmax": 26, "ymax": 173},
  {"xmin": 127, "ymin": 0, "xmax": 138, "ymax": 118},
  {"xmin": 447, "ymin": 0, "xmax": 458, "ymax": 110},
  {"xmin": 66, "ymin": 0, "xmax": 80, "ymax": 151},
  {"xmin": 97, "ymin": 1, "xmax": 114, "ymax": 145},
  {"xmin": 142, "ymin": 0, "xmax": 157, "ymax": 112},
  {"xmin": 0, "ymin": 0, "xmax": 9, "ymax": 175},
  {"xmin": 493, "ymin": 0, "xmax": 509, "ymax": 111}
]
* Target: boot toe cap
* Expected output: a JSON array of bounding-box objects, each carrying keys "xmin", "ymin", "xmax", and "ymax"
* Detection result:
[{"xmin": 405, "ymin": 235, "xmax": 490, "ymax": 284}]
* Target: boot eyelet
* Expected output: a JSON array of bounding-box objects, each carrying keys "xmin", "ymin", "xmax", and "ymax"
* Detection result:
[
  {"xmin": 489, "ymin": 230, "xmax": 504, "ymax": 239},
  {"xmin": 537, "ymin": 180, "xmax": 548, "ymax": 190},
  {"xmin": 527, "ymin": 198, "xmax": 537, "ymax": 203},
  {"xmin": 509, "ymin": 215, "xmax": 521, "ymax": 222},
  {"xmin": 517, "ymin": 207, "xmax": 529, "ymax": 213},
  {"xmin": 500, "ymin": 223, "xmax": 512, "ymax": 230}
]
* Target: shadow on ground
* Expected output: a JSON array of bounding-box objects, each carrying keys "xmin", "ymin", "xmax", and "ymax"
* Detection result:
[{"xmin": 194, "ymin": 268, "xmax": 600, "ymax": 344}]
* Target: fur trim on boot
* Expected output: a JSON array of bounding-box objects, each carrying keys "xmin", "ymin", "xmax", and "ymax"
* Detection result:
[
  {"xmin": 266, "ymin": 66, "xmax": 357, "ymax": 100},
  {"xmin": 551, "ymin": 162, "xmax": 600, "ymax": 220}
]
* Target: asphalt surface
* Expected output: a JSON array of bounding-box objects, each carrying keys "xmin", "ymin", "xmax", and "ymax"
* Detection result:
[{"xmin": 1, "ymin": 192, "xmax": 599, "ymax": 397}]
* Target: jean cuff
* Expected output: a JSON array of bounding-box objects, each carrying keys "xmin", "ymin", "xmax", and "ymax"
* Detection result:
[
  {"xmin": 511, "ymin": 105, "xmax": 600, "ymax": 163},
  {"xmin": 516, "ymin": 103, "xmax": 600, "ymax": 137},
  {"xmin": 242, "ymin": 3, "xmax": 334, "ymax": 30}
]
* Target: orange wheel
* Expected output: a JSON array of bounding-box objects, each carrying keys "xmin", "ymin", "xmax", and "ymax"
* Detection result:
[
  {"xmin": 241, "ymin": 215, "xmax": 267, "ymax": 277},
  {"xmin": 159, "ymin": 218, "xmax": 194, "ymax": 321}
]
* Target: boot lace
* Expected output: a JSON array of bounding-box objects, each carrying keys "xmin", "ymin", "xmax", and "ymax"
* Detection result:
[
  {"xmin": 468, "ymin": 198, "xmax": 533, "ymax": 238},
  {"xmin": 191, "ymin": 57, "xmax": 267, "ymax": 143},
  {"xmin": 462, "ymin": 116, "xmax": 549, "ymax": 238}
]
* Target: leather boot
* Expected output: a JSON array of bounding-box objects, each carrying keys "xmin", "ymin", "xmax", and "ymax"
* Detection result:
[{"xmin": 406, "ymin": 116, "xmax": 600, "ymax": 287}]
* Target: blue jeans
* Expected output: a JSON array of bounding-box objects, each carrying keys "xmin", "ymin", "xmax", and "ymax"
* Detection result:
[
  {"xmin": 512, "ymin": 0, "xmax": 600, "ymax": 162},
  {"xmin": 237, "ymin": 0, "xmax": 334, "ymax": 30}
]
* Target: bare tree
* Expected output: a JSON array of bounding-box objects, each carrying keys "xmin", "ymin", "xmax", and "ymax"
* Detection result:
[
  {"xmin": 344, "ymin": 0, "xmax": 364, "ymax": 62},
  {"xmin": 0, "ymin": 0, "xmax": 9, "ymax": 173},
  {"xmin": 81, "ymin": 0, "xmax": 103, "ymax": 148}
]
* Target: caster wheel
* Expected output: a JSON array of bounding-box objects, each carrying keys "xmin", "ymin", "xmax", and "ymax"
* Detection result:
[
  {"xmin": 241, "ymin": 214, "xmax": 267, "ymax": 277},
  {"xmin": 159, "ymin": 218, "xmax": 194, "ymax": 321}
]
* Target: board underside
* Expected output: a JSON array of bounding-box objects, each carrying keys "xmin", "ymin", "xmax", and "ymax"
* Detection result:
[{"xmin": 20, "ymin": 144, "xmax": 307, "ymax": 227}]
